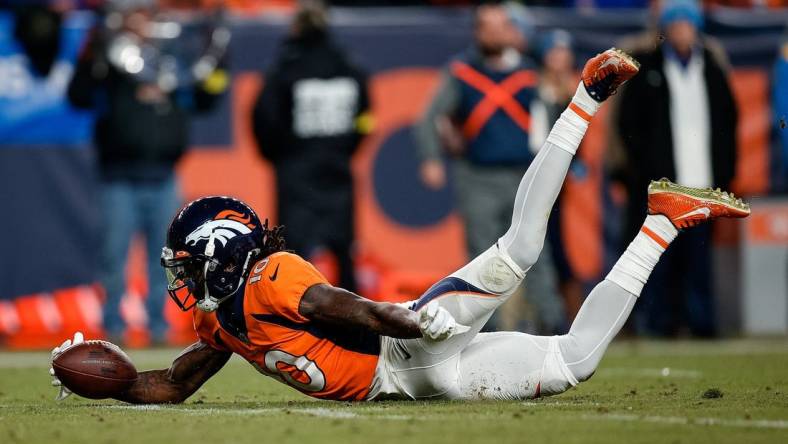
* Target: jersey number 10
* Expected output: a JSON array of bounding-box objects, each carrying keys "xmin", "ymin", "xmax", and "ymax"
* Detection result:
[{"xmin": 252, "ymin": 350, "xmax": 326, "ymax": 392}]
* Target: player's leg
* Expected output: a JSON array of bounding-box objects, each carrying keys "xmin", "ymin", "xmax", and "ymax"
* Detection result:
[
  {"xmin": 452, "ymin": 281, "xmax": 636, "ymax": 400},
  {"xmin": 554, "ymin": 180, "xmax": 750, "ymax": 384},
  {"xmin": 379, "ymin": 50, "xmax": 641, "ymax": 400},
  {"xmin": 496, "ymin": 49, "xmax": 641, "ymax": 276},
  {"xmin": 455, "ymin": 331, "xmax": 569, "ymax": 400},
  {"xmin": 452, "ymin": 180, "xmax": 750, "ymax": 400},
  {"xmin": 439, "ymin": 48, "xmax": 640, "ymax": 329}
]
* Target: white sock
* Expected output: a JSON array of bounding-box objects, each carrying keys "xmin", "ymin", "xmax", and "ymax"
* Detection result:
[
  {"xmin": 606, "ymin": 215, "xmax": 678, "ymax": 296},
  {"xmin": 545, "ymin": 82, "xmax": 602, "ymax": 156}
]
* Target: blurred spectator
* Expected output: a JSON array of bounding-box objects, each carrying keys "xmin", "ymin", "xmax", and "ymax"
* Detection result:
[
  {"xmin": 616, "ymin": 0, "xmax": 737, "ymax": 337},
  {"xmin": 609, "ymin": 0, "xmax": 730, "ymax": 193},
  {"xmin": 415, "ymin": 3, "xmax": 563, "ymax": 333},
  {"xmin": 67, "ymin": 0, "xmax": 229, "ymax": 343},
  {"xmin": 772, "ymin": 38, "xmax": 788, "ymax": 193},
  {"xmin": 529, "ymin": 29, "xmax": 584, "ymax": 324},
  {"xmin": 10, "ymin": 2, "xmax": 63, "ymax": 79},
  {"xmin": 252, "ymin": 0, "xmax": 372, "ymax": 293}
]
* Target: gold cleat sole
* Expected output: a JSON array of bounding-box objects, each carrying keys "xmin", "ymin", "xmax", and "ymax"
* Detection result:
[
  {"xmin": 648, "ymin": 178, "xmax": 751, "ymax": 215},
  {"xmin": 612, "ymin": 47, "xmax": 641, "ymax": 70}
]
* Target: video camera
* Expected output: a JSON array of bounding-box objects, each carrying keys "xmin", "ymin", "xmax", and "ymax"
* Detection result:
[{"xmin": 98, "ymin": 0, "xmax": 230, "ymax": 92}]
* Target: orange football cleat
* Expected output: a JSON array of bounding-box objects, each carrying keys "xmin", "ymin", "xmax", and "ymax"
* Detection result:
[
  {"xmin": 647, "ymin": 178, "xmax": 751, "ymax": 229},
  {"xmin": 581, "ymin": 48, "xmax": 640, "ymax": 102}
]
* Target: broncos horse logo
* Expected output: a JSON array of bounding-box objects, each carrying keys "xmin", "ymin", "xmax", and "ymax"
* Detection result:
[{"xmin": 185, "ymin": 210, "xmax": 256, "ymax": 249}]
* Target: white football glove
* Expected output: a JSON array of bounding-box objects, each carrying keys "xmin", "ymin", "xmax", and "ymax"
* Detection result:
[
  {"xmin": 418, "ymin": 302, "xmax": 470, "ymax": 341},
  {"xmin": 49, "ymin": 331, "xmax": 84, "ymax": 401}
]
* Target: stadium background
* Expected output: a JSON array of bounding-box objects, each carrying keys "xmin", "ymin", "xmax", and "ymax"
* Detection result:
[{"xmin": 0, "ymin": 2, "xmax": 786, "ymax": 348}]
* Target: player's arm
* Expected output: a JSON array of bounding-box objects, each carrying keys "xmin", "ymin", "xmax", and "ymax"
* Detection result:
[
  {"xmin": 114, "ymin": 341, "xmax": 232, "ymax": 404},
  {"xmin": 299, "ymin": 283, "xmax": 467, "ymax": 341},
  {"xmin": 299, "ymin": 284, "xmax": 421, "ymax": 338}
]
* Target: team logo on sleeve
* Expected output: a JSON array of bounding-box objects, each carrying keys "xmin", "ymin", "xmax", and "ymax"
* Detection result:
[{"xmin": 185, "ymin": 210, "xmax": 257, "ymax": 248}]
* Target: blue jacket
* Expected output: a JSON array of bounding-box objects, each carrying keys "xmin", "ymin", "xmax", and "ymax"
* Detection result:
[{"xmin": 451, "ymin": 51, "xmax": 538, "ymax": 166}]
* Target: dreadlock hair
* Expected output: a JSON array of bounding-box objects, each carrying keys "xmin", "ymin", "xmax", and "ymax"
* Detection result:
[{"xmin": 260, "ymin": 219, "xmax": 287, "ymax": 258}]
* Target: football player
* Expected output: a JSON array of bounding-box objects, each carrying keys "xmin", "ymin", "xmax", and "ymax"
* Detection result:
[{"xmin": 50, "ymin": 48, "xmax": 750, "ymax": 402}]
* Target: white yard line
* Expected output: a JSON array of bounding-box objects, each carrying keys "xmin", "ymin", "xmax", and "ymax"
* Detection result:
[
  {"xmin": 180, "ymin": 408, "xmax": 281, "ymax": 416},
  {"xmin": 104, "ymin": 404, "xmax": 413, "ymax": 420},
  {"xmin": 521, "ymin": 401, "xmax": 601, "ymax": 408},
  {"xmin": 105, "ymin": 405, "xmax": 165, "ymax": 411},
  {"xmin": 597, "ymin": 367, "xmax": 703, "ymax": 378},
  {"xmin": 580, "ymin": 413, "xmax": 788, "ymax": 430},
  {"xmin": 298, "ymin": 408, "xmax": 358, "ymax": 419}
]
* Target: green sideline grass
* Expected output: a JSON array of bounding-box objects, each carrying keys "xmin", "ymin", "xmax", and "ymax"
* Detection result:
[{"xmin": 0, "ymin": 339, "xmax": 786, "ymax": 444}]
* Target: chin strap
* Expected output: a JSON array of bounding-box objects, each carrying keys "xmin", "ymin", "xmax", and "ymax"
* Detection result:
[
  {"xmin": 205, "ymin": 231, "xmax": 217, "ymax": 258},
  {"xmin": 197, "ymin": 259, "xmax": 221, "ymax": 312}
]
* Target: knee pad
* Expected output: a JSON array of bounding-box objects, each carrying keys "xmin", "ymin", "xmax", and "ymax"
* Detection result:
[
  {"xmin": 450, "ymin": 244, "xmax": 525, "ymax": 296},
  {"xmin": 479, "ymin": 246, "xmax": 524, "ymax": 294},
  {"xmin": 478, "ymin": 244, "xmax": 525, "ymax": 295}
]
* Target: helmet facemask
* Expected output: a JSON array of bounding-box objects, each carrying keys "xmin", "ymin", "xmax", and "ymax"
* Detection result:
[{"xmin": 161, "ymin": 247, "xmax": 205, "ymax": 311}]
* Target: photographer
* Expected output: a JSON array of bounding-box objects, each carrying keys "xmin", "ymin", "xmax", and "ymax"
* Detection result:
[{"xmin": 67, "ymin": 0, "xmax": 228, "ymax": 344}]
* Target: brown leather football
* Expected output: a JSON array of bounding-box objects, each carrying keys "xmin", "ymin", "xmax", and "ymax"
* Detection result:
[{"xmin": 52, "ymin": 340, "xmax": 138, "ymax": 399}]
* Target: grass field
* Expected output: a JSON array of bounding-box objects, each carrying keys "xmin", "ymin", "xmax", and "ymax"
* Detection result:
[{"xmin": 1, "ymin": 339, "xmax": 786, "ymax": 444}]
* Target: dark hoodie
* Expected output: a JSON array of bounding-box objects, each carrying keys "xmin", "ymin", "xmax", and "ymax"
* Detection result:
[{"xmin": 252, "ymin": 33, "xmax": 370, "ymax": 201}]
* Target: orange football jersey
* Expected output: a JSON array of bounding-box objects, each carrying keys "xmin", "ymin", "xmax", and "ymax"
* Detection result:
[{"xmin": 193, "ymin": 252, "xmax": 380, "ymax": 401}]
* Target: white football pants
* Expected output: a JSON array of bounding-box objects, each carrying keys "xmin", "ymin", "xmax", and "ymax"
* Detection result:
[{"xmin": 369, "ymin": 140, "xmax": 639, "ymax": 400}]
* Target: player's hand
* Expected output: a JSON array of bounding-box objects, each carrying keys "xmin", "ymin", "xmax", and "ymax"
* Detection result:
[
  {"xmin": 420, "ymin": 159, "xmax": 447, "ymax": 190},
  {"xmin": 418, "ymin": 302, "xmax": 470, "ymax": 341},
  {"xmin": 49, "ymin": 331, "xmax": 85, "ymax": 401}
]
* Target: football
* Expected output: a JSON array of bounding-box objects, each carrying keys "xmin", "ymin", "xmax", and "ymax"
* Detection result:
[{"xmin": 52, "ymin": 340, "xmax": 138, "ymax": 399}]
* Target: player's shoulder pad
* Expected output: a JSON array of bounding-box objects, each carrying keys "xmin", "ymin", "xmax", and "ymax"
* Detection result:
[
  {"xmin": 245, "ymin": 252, "xmax": 328, "ymax": 318},
  {"xmin": 264, "ymin": 251, "xmax": 310, "ymax": 272}
]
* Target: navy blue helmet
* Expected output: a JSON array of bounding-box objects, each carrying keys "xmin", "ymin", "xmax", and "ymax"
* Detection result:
[{"xmin": 161, "ymin": 196, "xmax": 284, "ymax": 312}]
